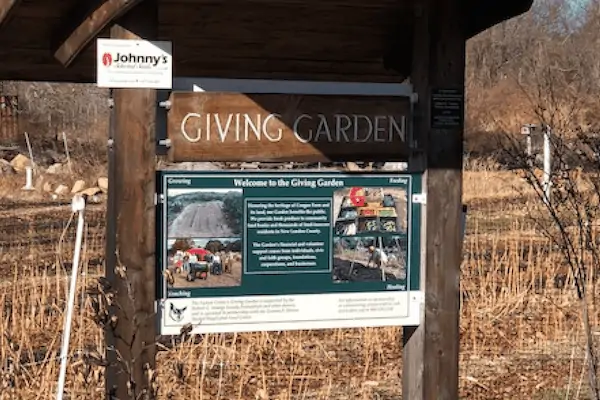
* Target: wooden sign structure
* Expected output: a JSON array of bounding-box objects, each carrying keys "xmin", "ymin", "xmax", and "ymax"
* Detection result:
[
  {"xmin": 165, "ymin": 92, "xmax": 411, "ymax": 162},
  {"xmin": 0, "ymin": 0, "xmax": 534, "ymax": 398}
]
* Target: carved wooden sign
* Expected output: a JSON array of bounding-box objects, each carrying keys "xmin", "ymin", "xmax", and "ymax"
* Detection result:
[{"xmin": 166, "ymin": 92, "xmax": 411, "ymax": 162}]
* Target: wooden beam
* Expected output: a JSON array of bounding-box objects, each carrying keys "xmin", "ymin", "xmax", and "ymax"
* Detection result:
[
  {"xmin": 0, "ymin": 0, "xmax": 21, "ymax": 28},
  {"xmin": 54, "ymin": 0, "xmax": 146, "ymax": 67},
  {"xmin": 402, "ymin": 0, "xmax": 465, "ymax": 398},
  {"xmin": 104, "ymin": 1, "xmax": 157, "ymax": 399}
]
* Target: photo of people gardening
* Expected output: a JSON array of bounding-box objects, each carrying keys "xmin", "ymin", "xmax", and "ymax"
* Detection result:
[
  {"xmin": 332, "ymin": 235, "xmax": 407, "ymax": 283},
  {"xmin": 331, "ymin": 186, "xmax": 409, "ymax": 283},
  {"xmin": 164, "ymin": 237, "xmax": 242, "ymax": 288}
]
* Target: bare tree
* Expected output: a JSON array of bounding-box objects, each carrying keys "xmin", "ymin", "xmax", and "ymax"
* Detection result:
[{"xmin": 503, "ymin": 124, "xmax": 600, "ymax": 400}]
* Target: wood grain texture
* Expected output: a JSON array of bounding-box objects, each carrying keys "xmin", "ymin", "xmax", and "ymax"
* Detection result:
[
  {"xmin": 167, "ymin": 92, "xmax": 411, "ymax": 162},
  {"xmin": 104, "ymin": 1, "xmax": 158, "ymax": 399},
  {"xmin": 0, "ymin": 0, "xmax": 532, "ymax": 83},
  {"xmin": 54, "ymin": 0, "xmax": 145, "ymax": 66},
  {"xmin": 0, "ymin": 0, "xmax": 21, "ymax": 27},
  {"xmin": 402, "ymin": 0, "xmax": 464, "ymax": 398},
  {"xmin": 0, "ymin": 0, "xmax": 408, "ymax": 82}
]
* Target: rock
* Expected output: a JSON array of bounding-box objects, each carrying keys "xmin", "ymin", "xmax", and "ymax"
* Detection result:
[
  {"xmin": 382, "ymin": 162, "xmax": 408, "ymax": 171},
  {"xmin": 46, "ymin": 163, "xmax": 63, "ymax": 174},
  {"xmin": 86, "ymin": 194, "xmax": 103, "ymax": 204},
  {"xmin": 79, "ymin": 187, "xmax": 102, "ymax": 196},
  {"xmin": 10, "ymin": 154, "xmax": 31, "ymax": 172},
  {"xmin": 0, "ymin": 159, "xmax": 15, "ymax": 174},
  {"xmin": 161, "ymin": 162, "xmax": 221, "ymax": 171},
  {"xmin": 43, "ymin": 182, "xmax": 53, "ymax": 192},
  {"xmin": 345, "ymin": 162, "xmax": 362, "ymax": 171},
  {"xmin": 97, "ymin": 177, "xmax": 108, "ymax": 192},
  {"xmin": 71, "ymin": 180, "xmax": 85, "ymax": 193},
  {"xmin": 54, "ymin": 184, "xmax": 68, "ymax": 195},
  {"xmin": 34, "ymin": 176, "xmax": 44, "ymax": 191},
  {"xmin": 240, "ymin": 162, "xmax": 259, "ymax": 170}
]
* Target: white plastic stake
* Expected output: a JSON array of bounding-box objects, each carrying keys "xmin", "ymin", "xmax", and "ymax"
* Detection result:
[
  {"xmin": 56, "ymin": 194, "xmax": 86, "ymax": 400},
  {"xmin": 24, "ymin": 131, "xmax": 35, "ymax": 167},
  {"xmin": 542, "ymin": 126, "xmax": 552, "ymax": 205},
  {"xmin": 22, "ymin": 166, "xmax": 34, "ymax": 190}
]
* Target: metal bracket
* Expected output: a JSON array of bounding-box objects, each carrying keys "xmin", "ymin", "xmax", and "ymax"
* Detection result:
[
  {"xmin": 412, "ymin": 193, "xmax": 426, "ymax": 205},
  {"xmin": 157, "ymin": 139, "xmax": 171, "ymax": 148},
  {"xmin": 158, "ymin": 100, "xmax": 171, "ymax": 110},
  {"xmin": 154, "ymin": 193, "xmax": 165, "ymax": 206}
]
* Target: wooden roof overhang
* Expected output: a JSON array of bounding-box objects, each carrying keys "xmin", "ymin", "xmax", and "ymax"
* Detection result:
[{"xmin": 0, "ymin": 0, "xmax": 533, "ymax": 83}]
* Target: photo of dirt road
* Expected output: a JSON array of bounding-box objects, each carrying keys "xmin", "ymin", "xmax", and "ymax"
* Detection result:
[
  {"xmin": 165, "ymin": 237, "xmax": 242, "ymax": 289},
  {"xmin": 332, "ymin": 187, "xmax": 408, "ymax": 236},
  {"xmin": 170, "ymin": 201, "xmax": 234, "ymax": 237},
  {"xmin": 332, "ymin": 236, "xmax": 407, "ymax": 283},
  {"xmin": 167, "ymin": 188, "xmax": 243, "ymax": 238}
]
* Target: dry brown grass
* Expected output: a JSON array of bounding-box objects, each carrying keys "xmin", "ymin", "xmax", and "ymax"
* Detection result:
[{"xmin": 1, "ymin": 166, "xmax": 598, "ymax": 399}]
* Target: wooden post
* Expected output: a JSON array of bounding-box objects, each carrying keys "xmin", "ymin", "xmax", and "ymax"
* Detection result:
[
  {"xmin": 105, "ymin": 1, "xmax": 158, "ymax": 398},
  {"xmin": 403, "ymin": 0, "xmax": 465, "ymax": 398}
]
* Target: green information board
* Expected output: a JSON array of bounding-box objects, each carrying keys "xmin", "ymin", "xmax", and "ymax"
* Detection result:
[{"xmin": 156, "ymin": 171, "xmax": 423, "ymax": 334}]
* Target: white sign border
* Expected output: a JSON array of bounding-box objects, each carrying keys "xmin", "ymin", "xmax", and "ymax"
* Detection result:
[
  {"xmin": 160, "ymin": 172, "xmax": 421, "ymax": 335},
  {"xmin": 159, "ymin": 290, "xmax": 424, "ymax": 335},
  {"xmin": 96, "ymin": 38, "xmax": 173, "ymax": 89}
]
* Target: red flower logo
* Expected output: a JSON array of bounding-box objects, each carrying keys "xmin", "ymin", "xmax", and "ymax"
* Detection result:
[{"xmin": 102, "ymin": 52, "xmax": 113, "ymax": 66}]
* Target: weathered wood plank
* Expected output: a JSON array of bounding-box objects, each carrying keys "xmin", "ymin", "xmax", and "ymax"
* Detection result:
[
  {"xmin": 166, "ymin": 0, "xmax": 404, "ymax": 7},
  {"xmin": 54, "ymin": 0, "xmax": 145, "ymax": 67},
  {"xmin": 13, "ymin": 0, "xmax": 75, "ymax": 18},
  {"xmin": 0, "ymin": 18, "xmax": 64, "ymax": 46},
  {"xmin": 174, "ymin": 52, "xmax": 394, "ymax": 76},
  {"xmin": 160, "ymin": 32, "xmax": 388, "ymax": 63},
  {"xmin": 0, "ymin": 0, "xmax": 22, "ymax": 28},
  {"xmin": 166, "ymin": 92, "xmax": 411, "ymax": 162},
  {"xmin": 0, "ymin": 43, "xmax": 404, "ymax": 83},
  {"xmin": 402, "ymin": 0, "xmax": 465, "ymax": 398},
  {"xmin": 104, "ymin": 1, "xmax": 158, "ymax": 399},
  {"xmin": 159, "ymin": 3, "xmax": 405, "ymax": 27}
]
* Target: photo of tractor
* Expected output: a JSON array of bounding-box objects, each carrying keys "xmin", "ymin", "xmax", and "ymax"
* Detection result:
[
  {"xmin": 333, "ymin": 187, "xmax": 407, "ymax": 236},
  {"xmin": 184, "ymin": 248, "xmax": 212, "ymax": 282},
  {"xmin": 164, "ymin": 238, "xmax": 242, "ymax": 289}
]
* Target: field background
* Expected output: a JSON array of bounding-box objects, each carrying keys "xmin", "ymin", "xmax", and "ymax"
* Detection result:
[{"xmin": 2, "ymin": 2, "xmax": 600, "ymax": 398}]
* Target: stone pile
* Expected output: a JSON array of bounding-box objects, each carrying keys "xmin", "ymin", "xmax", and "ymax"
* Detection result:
[{"xmin": 0, "ymin": 153, "xmax": 108, "ymax": 202}]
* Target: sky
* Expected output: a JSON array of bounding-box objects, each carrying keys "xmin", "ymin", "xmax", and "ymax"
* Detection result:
[
  {"xmin": 529, "ymin": 0, "xmax": 594, "ymax": 31},
  {"xmin": 567, "ymin": 0, "xmax": 590, "ymax": 19}
]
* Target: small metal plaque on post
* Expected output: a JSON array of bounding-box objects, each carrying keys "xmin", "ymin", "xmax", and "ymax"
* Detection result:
[{"xmin": 430, "ymin": 88, "xmax": 464, "ymax": 129}]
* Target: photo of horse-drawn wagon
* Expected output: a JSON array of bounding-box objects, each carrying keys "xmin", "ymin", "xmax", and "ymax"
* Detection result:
[{"xmin": 164, "ymin": 237, "xmax": 243, "ymax": 289}]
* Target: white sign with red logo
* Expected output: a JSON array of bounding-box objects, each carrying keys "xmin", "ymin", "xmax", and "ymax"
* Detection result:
[{"xmin": 97, "ymin": 39, "xmax": 172, "ymax": 89}]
